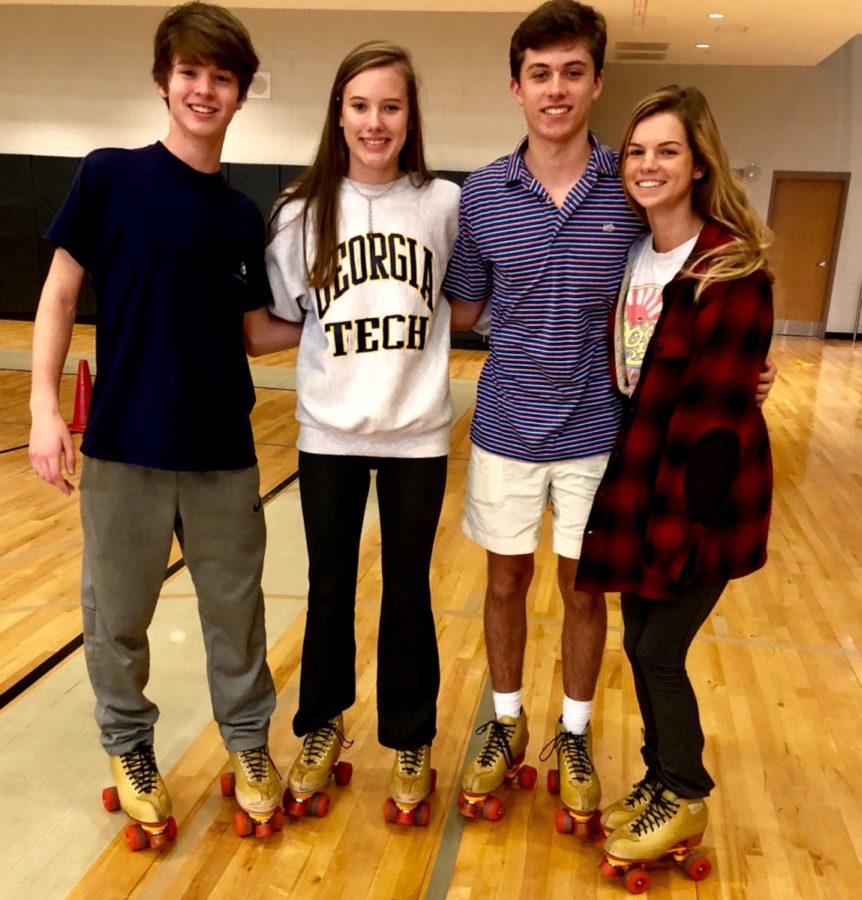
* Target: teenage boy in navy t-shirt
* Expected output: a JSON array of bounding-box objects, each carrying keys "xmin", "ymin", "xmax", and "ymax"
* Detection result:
[{"xmin": 29, "ymin": 2, "xmax": 281, "ymax": 844}]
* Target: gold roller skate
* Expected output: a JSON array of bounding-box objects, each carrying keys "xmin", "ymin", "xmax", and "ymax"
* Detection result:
[
  {"xmin": 600, "ymin": 774, "xmax": 661, "ymax": 837},
  {"xmin": 284, "ymin": 714, "xmax": 353, "ymax": 818},
  {"xmin": 383, "ymin": 745, "xmax": 437, "ymax": 827},
  {"xmin": 101, "ymin": 742, "xmax": 177, "ymax": 851},
  {"xmin": 541, "ymin": 719, "xmax": 602, "ymax": 837},
  {"xmin": 220, "ymin": 745, "xmax": 284, "ymax": 838},
  {"xmin": 599, "ymin": 787, "xmax": 711, "ymax": 894},
  {"xmin": 457, "ymin": 710, "xmax": 537, "ymax": 821}
]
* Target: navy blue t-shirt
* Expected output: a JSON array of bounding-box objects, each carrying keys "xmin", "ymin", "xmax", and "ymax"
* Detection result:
[{"xmin": 47, "ymin": 142, "xmax": 270, "ymax": 471}]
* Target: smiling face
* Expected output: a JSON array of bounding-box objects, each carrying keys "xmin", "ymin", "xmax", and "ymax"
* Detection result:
[
  {"xmin": 339, "ymin": 64, "xmax": 409, "ymax": 185},
  {"xmin": 510, "ymin": 41, "xmax": 603, "ymax": 147},
  {"xmin": 158, "ymin": 57, "xmax": 243, "ymax": 150},
  {"xmin": 623, "ymin": 111, "xmax": 704, "ymax": 223}
]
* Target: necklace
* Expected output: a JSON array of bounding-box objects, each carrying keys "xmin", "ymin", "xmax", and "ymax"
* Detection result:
[{"xmin": 345, "ymin": 177, "xmax": 401, "ymax": 233}]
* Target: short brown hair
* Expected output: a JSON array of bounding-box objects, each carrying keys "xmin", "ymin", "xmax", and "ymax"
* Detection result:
[
  {"xmin": 510, "ymin": 0, "xmax": 606, "ymax": 81},
  {"xmin": 152, "ymin": 2, "xmax": 259, "ymax": 102}
]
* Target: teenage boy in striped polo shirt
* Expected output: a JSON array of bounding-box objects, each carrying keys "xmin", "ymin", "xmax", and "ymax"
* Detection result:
[{"xmin": 445, "ymin": 0, "xmax": 644, "ymax": 828}]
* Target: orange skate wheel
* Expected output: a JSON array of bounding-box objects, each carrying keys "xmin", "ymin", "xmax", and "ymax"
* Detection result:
[
  {"xmin": 456, "ymin": 791, "xmax": 478, "ymax": 819},
  {"xmin": 220, "ymin": 771, "xmax": 236, "ymax": 797},
  {"xmin": 149, "ymin": 830, "xmax": 169, "ymax": 851},
  {"xmin": 624, "ymin": 867, "xmax": 650, "ymax": 894},
  {"xmin": 383, "ymin": 797, "xmax": 399, "ymax": 823},
  {"xmin": 308, "ymin": 791, "xmax": 330, "ymax": 818},
  {"xmin": 334, "ymin": 761, "xmax": 353, "ymax": 787},
  {"xmin": 481, "ymin": 795, "xmax": 504, "ymax": 822},
  {"xmin": 518, "ymin": 765, "xmax": 537, "ymax": 790},
  {"xmin": 255, "ymin": 820, "xmax": 274, "ymax": 839},
  {"xmin": 413, "ymin": 800, "xmax": 431, "ymax": 827},
  {"xmin": 124, "ymin": 823, "xmax": 148, "ymax": 852},
  {"xmin": 234, "ymin": 810, "xmax": 254, "ymax": 837},
  {"xmin": 395, "ymin": 806, "xmax": 415, "ymax": 826},
  {"xmin": 555, "ymin": 808, "xmax": 575, "ymax": 834},
  {"xmin": 285, "ymin": 796, "xmax": 306, "ymax": 818},
  {"xmin": 102, "ymin": 786, "xmax": 120, "ymax": 812},
  {"xmin": 684, "ymin": 852, "xmax": 711, "ymax": 881},
  {"xmin": 574, "ymin": 809, "xmax": 601, "ymax": 838},
  {"xmin": 165, "ymin": 817, "xmax": 178, "ymax": 842},
  {"xmin": 547, "ymin": 769, "xmax": 560, "ymax": 794},
  {"xmin": 272, "ymin": 807, "xmax": 285, "ymax": 832},
  {"xmin": 598, "ymin": 858, "xmax": 619, "ymax": 880}
]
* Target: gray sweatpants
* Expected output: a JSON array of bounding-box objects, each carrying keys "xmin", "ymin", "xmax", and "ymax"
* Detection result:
[{"xmin": 80, "ymin": 457, "xmax": 275, "ymax": 756}]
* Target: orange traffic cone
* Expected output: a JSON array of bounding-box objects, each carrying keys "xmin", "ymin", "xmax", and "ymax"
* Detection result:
[{"xmin": 69, "ymin": 359, "xmax": 93, "ymax": 434}]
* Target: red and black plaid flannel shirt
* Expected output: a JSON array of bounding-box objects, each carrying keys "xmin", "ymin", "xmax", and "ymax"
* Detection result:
[{"xmin": 576, "ymin": 222, "xmax": 774, "ymax": 601}]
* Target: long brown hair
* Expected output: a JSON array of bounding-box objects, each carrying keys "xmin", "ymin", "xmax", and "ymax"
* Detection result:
[
  {"xmin": 620, "ymin": 84, "xmax": 772, "ymax": 299},
  {"xmin": 270, "ymin": 41, "xmax": 433, "ymax": 289}
]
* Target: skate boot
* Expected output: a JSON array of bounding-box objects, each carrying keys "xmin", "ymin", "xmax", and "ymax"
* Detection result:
[
  {"xmin": 383, "ymin": 745, "xmax": 437, "ymax": 827},
  {"xmin": 541, "ymin": 719, "xmax": 602, "ymax": 837},
  {"xmin": 599, "ymin": 787, "xmax": 711, "ymax": 893},
  {"xmin": 220, "ymin": 745, "xmax": 285, "ymax": 838},
  {"xmin": 600, "ymin": 773, "xmax": 661, "ymax": 837},
  {"xmin": 101, "ymin": 741, "xmax": 178, "ymax": 851},
  {"xmin": 284, "ymin": 714, "xmax": 353, "ymax": 818},
  {"xmin": 457, "ymin": 710, "xmax": 537, "ymax": 821}
]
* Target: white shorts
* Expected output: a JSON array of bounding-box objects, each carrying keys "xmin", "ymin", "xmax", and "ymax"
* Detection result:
[{"xmin": 462, "ymin": 444, "xmax": 610, "ymax": 559}]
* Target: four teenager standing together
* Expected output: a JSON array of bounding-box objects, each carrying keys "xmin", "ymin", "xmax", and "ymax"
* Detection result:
[{"xmin": 28, "ymin": 0, "xmax": 774, "ymax": 867}]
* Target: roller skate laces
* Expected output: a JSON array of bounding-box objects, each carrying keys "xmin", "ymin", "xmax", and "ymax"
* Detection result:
[
  {"xmin": 285, "ymin": 715, "xmax": 354, "ymax": 816},
  {"xmin": 120, "ymin": 742, "xmax": 162, "ymax": 795},
  {"xmin": 475, "ymin": 718, "xmax": 519, "ymax": 770},
  {"xmin": 539, "ymin": 728, "xmax": 594, "ymax": 783},
  {"xmin": 233, "ymin": 746, "xmax": 283, "ymax": 813},
  {"xmin": 103, "ymin": 742, "xmax": 176, "ymax": 850},
  {"xmin": 541, "ymin": 721, "xmax": 601, "ymax": 835},
  {"xmin": 631, "ymin": 790, "xmax": 679, "ymax": 836},
  {"xmin": 600, "ymin": 788, "xmax": 710, "ymax": 888},
  {"xmin": 300, "ymin": 719, "xmax": 352, "ymax": 767},
  {"xmin": 112, "ymin": 741, "xmax": 171, "ymax": 821},
  {"xmin": 385, "ymin": 745, "xmax": 436, "ymax": 826},
  {"xmin": 458, "ymin": 712, "xmax": 535, "ymax": 820},
  {"xmin": 601, "ymin": 775, "xmax": 661, "ymax": 834},
  {"xmin": 391, "ymin": 745, "xmax": 432, "ymax": 804}
]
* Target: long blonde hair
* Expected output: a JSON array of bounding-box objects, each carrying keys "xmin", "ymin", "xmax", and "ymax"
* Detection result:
[
  {"xmin": 620, "ymin": 85, "xmax": 772, "ymax": 298},
  {"xmin": 269, "ymin": 41, "xmax": 433, "ymax": 289}
]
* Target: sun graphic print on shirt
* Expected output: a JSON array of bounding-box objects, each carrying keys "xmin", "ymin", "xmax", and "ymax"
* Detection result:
[{"xmin": 624, "ymin": 282, "xmax": 664, "ymax": 389}]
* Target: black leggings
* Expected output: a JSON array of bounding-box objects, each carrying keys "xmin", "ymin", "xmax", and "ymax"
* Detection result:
[
  {"xmin": 293, "ymin": 451, "xmax": 446, "ymax": 749},
  {"xmin": 621, "ymin": 582, "xmax": 726, "ymax": 798}
]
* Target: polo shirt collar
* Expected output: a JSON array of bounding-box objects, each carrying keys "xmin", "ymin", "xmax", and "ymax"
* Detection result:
[{"xmin": 504, "ymin": 132, "xmax": 617, "ymax": 186}]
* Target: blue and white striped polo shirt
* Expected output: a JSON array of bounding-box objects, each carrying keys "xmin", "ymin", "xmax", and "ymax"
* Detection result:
[{"xmin": 443, "ymin": 136, "xmax": 645, "ymax": 463}]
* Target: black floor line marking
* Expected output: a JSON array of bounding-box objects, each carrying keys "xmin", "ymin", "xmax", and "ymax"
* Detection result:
[
  {"xmin": 0, "ymin": 634, "xmax": 85, "ymax": 709},
  {"xmin": 0, "ymin": 443, "xmax": 28, "ymax": 455},
  {"xmin": 0, "ymin": 467, "xmax": 300, "ymax": 710}
]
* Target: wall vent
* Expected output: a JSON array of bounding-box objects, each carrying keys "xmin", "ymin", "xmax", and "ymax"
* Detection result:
[{"xmin": 615, "ymin": 41, "xmax": 669, "ymax": 62}]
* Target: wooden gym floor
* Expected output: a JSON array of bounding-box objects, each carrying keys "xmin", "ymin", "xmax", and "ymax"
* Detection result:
[{"xmin": 0, "ymin": 320, "xmax": 860, "ymax": 899}]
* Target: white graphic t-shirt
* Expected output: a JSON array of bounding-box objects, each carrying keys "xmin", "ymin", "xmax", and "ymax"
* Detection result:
[{"xmin": 624, "ymin": 233, "xmax": 699, "ymax": 389}]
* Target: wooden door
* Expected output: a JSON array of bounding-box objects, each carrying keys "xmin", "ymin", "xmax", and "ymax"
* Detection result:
[{"xmin": 766, "ymin": 172, "xmax": 849, "ymax": 336}]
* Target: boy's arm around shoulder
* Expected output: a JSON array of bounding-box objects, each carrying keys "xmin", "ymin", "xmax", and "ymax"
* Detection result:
[
  {"xmin": 243, "ymin": 306, "xmax": 303, "ymax": 358},
  {"xmin": 29, "ymin": 248, "xmax": 85, "ymax": 495}
]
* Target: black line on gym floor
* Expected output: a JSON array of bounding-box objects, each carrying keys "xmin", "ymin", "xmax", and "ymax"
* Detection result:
[
  {"xmin": 0, "ymin": 443, "xmax": 29, "ymax": 455},
  {"xmin": 0, "ymin": 467, "xmax": 301, "ymax": 711}
]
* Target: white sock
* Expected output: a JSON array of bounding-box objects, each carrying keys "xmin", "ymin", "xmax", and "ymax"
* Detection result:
[
  {"xmin": 493, "ymin": 689, "xmax": 522, "ymax": 720},
  {"xmin": 562, "ymin": 696, "xmax": 592, "ymax": 735}
]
